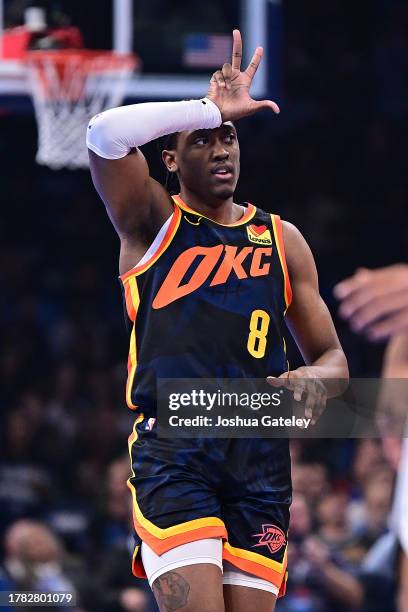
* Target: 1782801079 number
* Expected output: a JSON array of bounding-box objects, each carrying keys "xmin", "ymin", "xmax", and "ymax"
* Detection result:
[{"xmin": 2, "ymin": 592, "xmax": 75, "ymax": 607}]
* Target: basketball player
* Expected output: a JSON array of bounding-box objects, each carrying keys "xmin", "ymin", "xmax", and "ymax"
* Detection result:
[{"xmin": 87, "ymin": 30, "xmax": 348, "ymax": 612}]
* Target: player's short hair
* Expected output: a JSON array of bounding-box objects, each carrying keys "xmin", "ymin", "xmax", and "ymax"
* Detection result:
[
  {"xmin": 160, "ymin": 132, "xmax": 179, "ymax": 152},
  {"xmin": 158, "ymin": 132, "xmax": 180, "ymax": 194}
]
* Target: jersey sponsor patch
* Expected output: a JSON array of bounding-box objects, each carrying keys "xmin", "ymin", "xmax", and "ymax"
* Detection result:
[
  {"xmin": 247, "ymin": 224, "xmax": 272, "ymax": 245},
  {"xmin": 252, "ymin": 524, "xmax": 286, "ymax": 554}
]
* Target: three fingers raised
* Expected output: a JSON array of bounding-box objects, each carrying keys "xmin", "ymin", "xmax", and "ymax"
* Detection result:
[{"xmin": 210, "ymin": 29, "xmax": 281, "ymax": 116}]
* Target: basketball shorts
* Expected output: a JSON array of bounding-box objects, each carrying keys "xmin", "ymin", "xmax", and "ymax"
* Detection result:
[{"xmin": 127, "ymin": 416, "xmax": 292, "ymax": 597}]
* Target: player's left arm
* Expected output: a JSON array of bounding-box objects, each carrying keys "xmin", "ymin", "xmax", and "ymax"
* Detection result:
[{"xmin": 268, "ymin": 221, "xmax": 349, "ymax": 422}]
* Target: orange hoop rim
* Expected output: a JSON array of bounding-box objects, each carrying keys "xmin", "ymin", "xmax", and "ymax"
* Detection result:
[
  {"xmin": 25, "ymin": 49, "xmax": 138, "ymax": 103},
  {"xmin": 25, "ymin": 49, "xmax": 138, "ymax": 73}
]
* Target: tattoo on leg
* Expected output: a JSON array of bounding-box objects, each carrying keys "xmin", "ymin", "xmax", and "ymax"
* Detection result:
[{"xmin": 153, "ymin": 571, "xmax": 191, "ymax": 611}]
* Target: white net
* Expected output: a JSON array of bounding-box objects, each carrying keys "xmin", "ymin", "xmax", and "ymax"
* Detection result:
[{"xmin": 26, "ymin": 51, "xmax": 136, "ymax": 170}]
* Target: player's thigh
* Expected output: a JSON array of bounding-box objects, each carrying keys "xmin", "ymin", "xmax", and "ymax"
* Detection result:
[
  {"xmin": 143, "ymin": 539, "xmax": 225, "ymax": 612},
  {"xmin": 223, "ymin": 584, "xmax": 276, "ymax": 612},
  {"xmin": 152, "ymin": 563, "xmax": 225, "ymax": 612}
]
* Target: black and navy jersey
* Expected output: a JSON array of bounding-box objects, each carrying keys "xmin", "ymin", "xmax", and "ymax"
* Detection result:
[{"xmin": 120, "ymin": 195, "xmax": 292, "ymax": 416}]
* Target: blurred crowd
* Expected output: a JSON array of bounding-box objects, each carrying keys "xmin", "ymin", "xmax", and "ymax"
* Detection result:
[
  {"xmin": 0, "ymin": 429, "xmax": 400, "ymax": 612},
  {"xmin": 278, "ymin": 439, "xmax": 398, "ymax": 612},
  {"xmin": 1, "ymin": 0, "xmax": 408, "ymax": 611}
]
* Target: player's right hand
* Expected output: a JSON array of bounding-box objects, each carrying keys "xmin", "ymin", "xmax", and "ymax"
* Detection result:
[
  {"xmin": 206, "ymin": 29, "xmax": 280, "ymax": 122},
  {"xmin": 267, "ymin": 368, "xmax": 328, "ymax": 426}
]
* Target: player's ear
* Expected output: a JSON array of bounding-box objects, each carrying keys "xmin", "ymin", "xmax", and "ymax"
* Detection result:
[{"xmin": 162, "ymin": 149, "xmax": 178, "ymax": 173}]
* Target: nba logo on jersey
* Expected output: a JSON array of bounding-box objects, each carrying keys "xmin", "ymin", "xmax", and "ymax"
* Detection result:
[
  {"xmin": 246, "ymin": 224, "xmax": 272, "ymax": 245},
  {"xmin": 145, "ymin": 418, "xmax": 156, "ymax": 431}
]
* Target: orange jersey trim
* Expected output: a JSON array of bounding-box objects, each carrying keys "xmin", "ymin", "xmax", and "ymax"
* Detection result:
[
  {"xmin": 124, "ymin": 283, "xmax": 136, "ymax": 321},
  {"xmin": 173, "ymin": 194, "xmax": 256, "ymax": 227},
  {"xmin": 123, "ymin": 275, "xmax": 138, "ymax": 322},
  {"xmin": 132, "ymin": 550, "xmax": 145, "ymax": 579},
  {"xmin": 131, "ymin": 524, "xmax": 228, "ymax": 578},
  {"xmin": 135, "ymin": 522, "xmax": 227, "ymax": 557},
  {"xmin": 120, "ymin": 204, "xmax": 182, "ymax": 282},
  {"xmin": 271, "ymin": 214, "xmax": 293, "ymax": 311},
  {"xmin": 124, "ymin": 277, "xmax": 140, "ymax": 410},
  {"xmin": 223, "ymin": 543, "xmax": 288, "ymax": 593},
  {"xmin": 279, "ymin": 571, "xmax": 288, "ymax": 597}
]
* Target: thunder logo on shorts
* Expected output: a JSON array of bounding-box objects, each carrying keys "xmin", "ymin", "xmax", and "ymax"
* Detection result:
[{"xmin": 120, "ymin": 195, "xmax": 292, "ymax": 596}]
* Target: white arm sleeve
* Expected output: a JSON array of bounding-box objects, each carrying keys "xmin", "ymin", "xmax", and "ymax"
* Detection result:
[{"xmin": 86, "ymin": 98, "xmax": 222, "ymax": 160}]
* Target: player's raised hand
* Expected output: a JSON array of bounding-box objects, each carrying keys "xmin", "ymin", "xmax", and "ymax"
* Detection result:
[{"xmin": 206, "ymin": 29, "xmax": 280, "ymax": 121}]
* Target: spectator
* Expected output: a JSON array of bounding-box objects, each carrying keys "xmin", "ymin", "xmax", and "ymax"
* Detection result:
[
  {"xmin": 0, "ymin": 520, "xmax": 80, "ymax": 611},
  {"xmin": 83, "ymin": 503, "xmax": 157, "ymax": 612}
]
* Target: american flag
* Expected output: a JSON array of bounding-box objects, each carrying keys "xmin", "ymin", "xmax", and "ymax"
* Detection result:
[{"xmin": 183, "ymin": 33, "xmax": 232, "ymax": 68}]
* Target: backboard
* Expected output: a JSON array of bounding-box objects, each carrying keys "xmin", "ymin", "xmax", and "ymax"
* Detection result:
[{"xmin": 0, "ymin": 0, "xmax": 282, "ymax": 104}]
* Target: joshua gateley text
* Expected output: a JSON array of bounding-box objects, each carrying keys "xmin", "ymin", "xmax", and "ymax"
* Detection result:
[{"xmin": 168, "ymin": 415, "xmax": 311, "ymax": 429}]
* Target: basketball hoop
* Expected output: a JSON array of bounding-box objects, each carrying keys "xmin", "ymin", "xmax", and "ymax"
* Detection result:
[{"xmin": 25, "ymin": 50, "xmax": 137, "ymax": 170}]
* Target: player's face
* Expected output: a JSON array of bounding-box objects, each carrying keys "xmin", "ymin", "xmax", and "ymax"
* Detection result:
[{"xmin": 171, "ymin": 123, "xmax": 240, "ymax": 201}]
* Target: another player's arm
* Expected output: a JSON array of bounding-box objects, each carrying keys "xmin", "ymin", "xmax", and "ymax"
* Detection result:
[
  {"xmin": 268, "ymin": 222, "xmax": 349, "ymax": 421},
  {"xmin": 378, "ymin": 333, "xmax": 408, "ymax": 457},
  {"xmin": 334, "ymin": 264, "xmax": 408, "ymax": 340}
]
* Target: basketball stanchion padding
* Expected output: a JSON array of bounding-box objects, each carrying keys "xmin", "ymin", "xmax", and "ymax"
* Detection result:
[{"xmin": 25, "ymin": 50, "xmax": 137, "ymax": 170}]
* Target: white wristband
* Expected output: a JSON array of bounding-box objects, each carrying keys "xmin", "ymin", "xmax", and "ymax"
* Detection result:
[{"xmin": 86, "ymin": 97, "xmax": 222, "ymax": 160}]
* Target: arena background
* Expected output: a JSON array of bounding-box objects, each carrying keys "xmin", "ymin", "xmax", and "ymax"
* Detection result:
[{"xmin": 0, "ymin": 1, "xmax": 407, "ymax": 610}]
